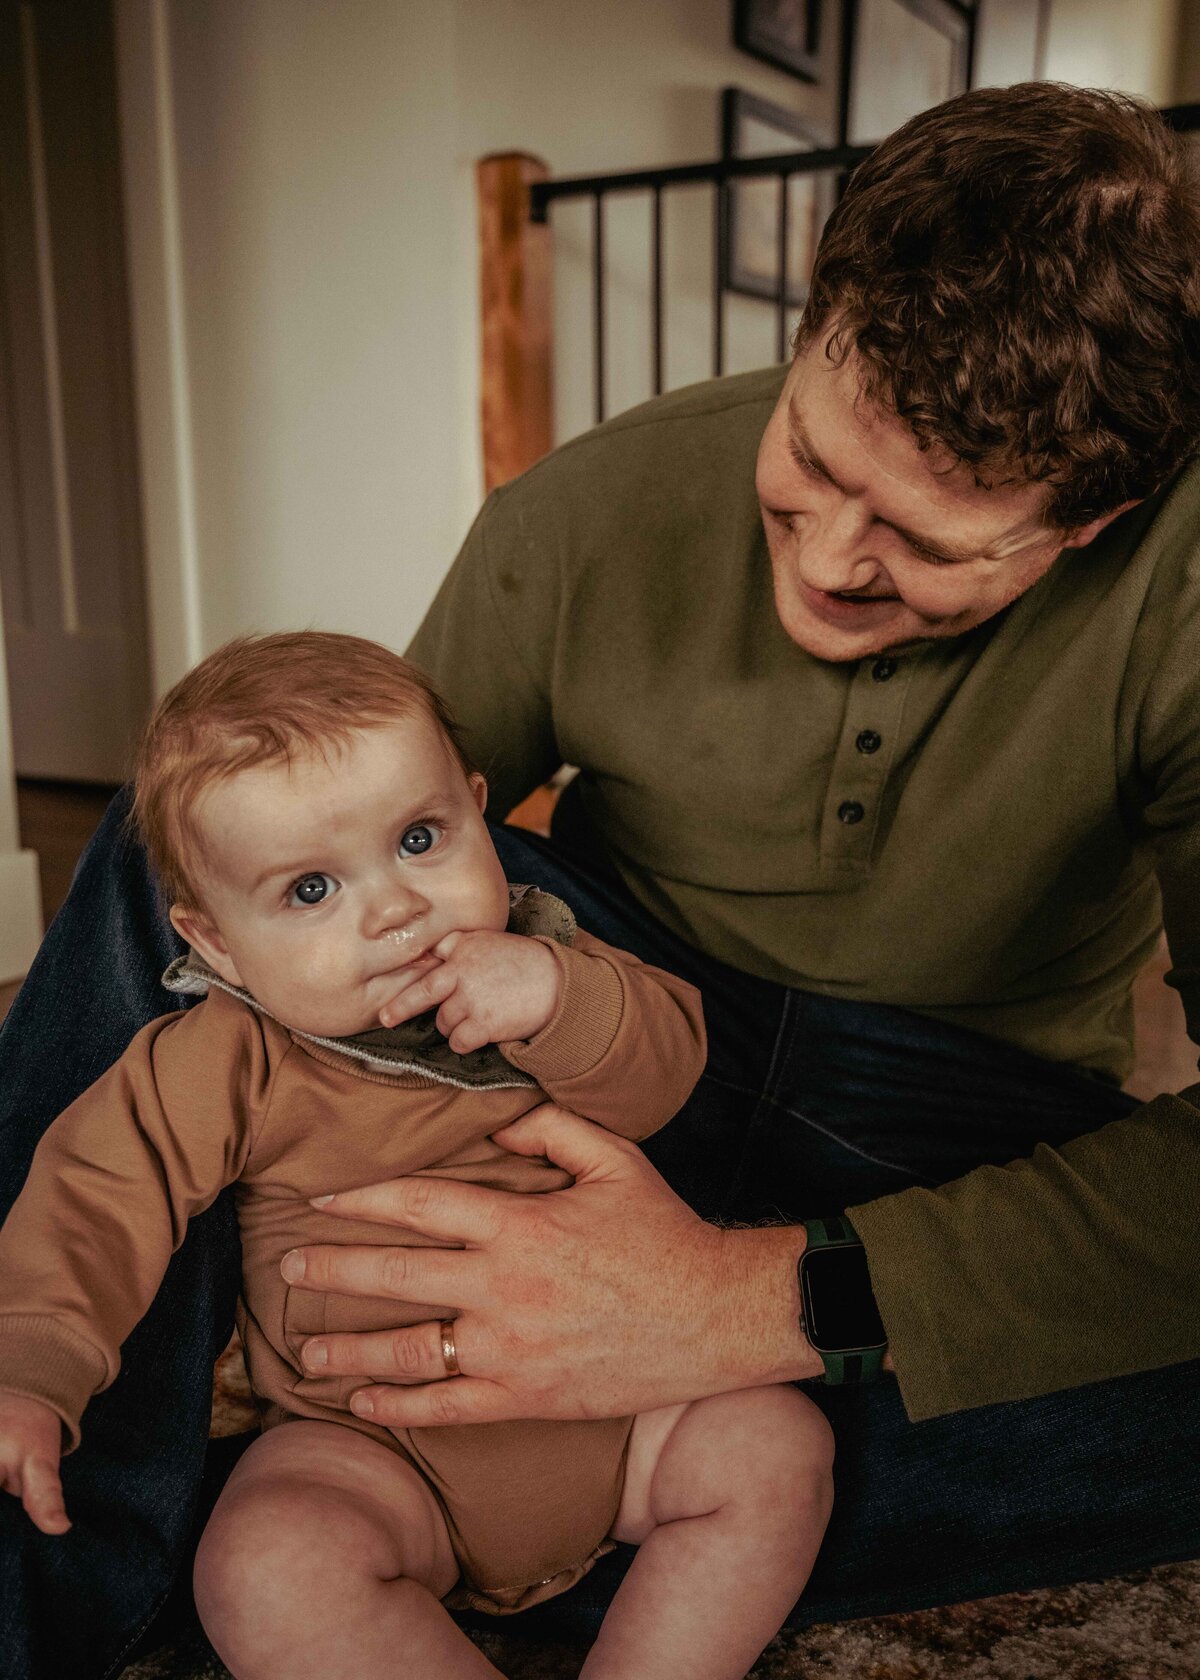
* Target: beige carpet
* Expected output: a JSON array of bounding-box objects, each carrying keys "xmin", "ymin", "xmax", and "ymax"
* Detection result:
[{"xmin": 118, "ymin": 1558, "xmax": 1200, "ymax": 1679}]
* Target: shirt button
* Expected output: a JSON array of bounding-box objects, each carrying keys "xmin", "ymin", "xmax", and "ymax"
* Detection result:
[
  {"xmin": 872, "ymin": 658, "xmax": 897, "ymax": 681},
  {"xmin": 837, "ymin": 800, "xmax": 865, "ymax": 824},
  {"xmin": 856, "ymin": 729, "xmax": 882, "ymax": 754}
]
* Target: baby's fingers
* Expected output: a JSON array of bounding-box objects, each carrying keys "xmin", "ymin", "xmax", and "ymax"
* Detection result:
[
  {"xmin": 378, "ymin": 962, "xmax": 457, "ymax": 1029},
  {"xmin": 19, "ymin": 1457, "xmax": 70, "ymax": 1535},
  {"xmin": 446, "ymin": 1018, "xmax": 492, "ymax": 1054}
]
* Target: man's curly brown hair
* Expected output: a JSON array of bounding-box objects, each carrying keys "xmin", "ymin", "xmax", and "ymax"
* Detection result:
[{"xmin": 797, "ymin": 82, "xmax": 1200, "ymax": 530}]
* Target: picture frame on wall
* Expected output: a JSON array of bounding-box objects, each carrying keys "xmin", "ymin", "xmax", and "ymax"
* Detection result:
[
  {"xmin": 721, "ymin": 87, "xmax": 837, "ymax": 307},
  {"xmin": 733, "ymin": 0, "xmax": 825, "ymax": 84},
  {"xmin": 841, "ymin": 0, "xmax": 975, "ymax": 147},
  {"xmin": 1162, "ymin": 102, "xmax": 1200, "ymax": 185}
]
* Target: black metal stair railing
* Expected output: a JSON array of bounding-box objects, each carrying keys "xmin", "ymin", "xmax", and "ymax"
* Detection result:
[
  {"xmin": 528, "ymin": 101, "xmax": 1200, "ymax": 430},
  {"xmin": 529, "ymin": 143, "xmax": 872, "ymax": 424}
]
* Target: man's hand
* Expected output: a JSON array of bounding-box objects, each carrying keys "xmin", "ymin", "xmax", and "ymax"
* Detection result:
[
  {"xmin": 376, "ymin": 930, "xmax": 562, "ymax": 1052},
  {"xmin": 0, "ymin": 1393, "xmax": 70, "ymax": 1535},
  {"xmin": 284, "ymin": 1104, "xmax": 824, "ymax": 1427}
]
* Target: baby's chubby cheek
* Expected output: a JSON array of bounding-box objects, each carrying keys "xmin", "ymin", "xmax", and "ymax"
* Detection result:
[{"xmin": 239, "ymin": 939, "xmax": 368, "ymax": 1036}]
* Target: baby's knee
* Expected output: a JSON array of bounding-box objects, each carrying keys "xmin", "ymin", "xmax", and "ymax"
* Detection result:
[
  {"xmin": 752, "ymin": 1385, "xmax": 833, "ymax": 1488},
  {"xmin": 195, "ymin": 1481, "xmax": 309, "ymax": 1627},
  {"xmin": 194, "ymin": 1476, "xmax": 384, "ymax": 1636},
  {"xmin": 653, "ymin": 1385, "xmax": 834, "ymax": 1530},
  {"xmin": 709, "ymin": 1385, "xmax": 835, "ymax": 1529}
]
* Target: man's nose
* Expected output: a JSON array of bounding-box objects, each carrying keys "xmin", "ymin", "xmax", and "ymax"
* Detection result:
[
  {"xmin": 797, "ymin": 502, "xmax": 881, "ymax": 592},
  {"xmin": 362, "ymin": 876, "xmax": 429, "ymax": 940}
]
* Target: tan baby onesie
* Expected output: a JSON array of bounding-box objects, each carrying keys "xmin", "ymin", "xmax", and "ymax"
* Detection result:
[{"xmin": 0, "ymin": 893, "xmax": 706, "ymax": 1612}]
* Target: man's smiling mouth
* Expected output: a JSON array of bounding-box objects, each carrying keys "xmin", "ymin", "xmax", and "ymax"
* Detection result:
[
  {"xmin": 804, "ymin": 582, "xmax": 900, "ymax": 606},
  {"xmin": 825, "ymin": 590, "xmax": 898, "ymax": 603}
]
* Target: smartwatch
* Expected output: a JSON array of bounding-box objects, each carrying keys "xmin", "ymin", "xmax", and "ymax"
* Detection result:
[{"xmin": 798, "ymin": 1215, "xmax": 887, "ymax": 1384}]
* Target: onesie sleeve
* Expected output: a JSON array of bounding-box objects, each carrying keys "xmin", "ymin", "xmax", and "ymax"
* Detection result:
[
  {"xmin": 500, "ymin": 929, "xmax": 706, "ymax": 1141},
  {"xmin": 0, "ymin": 994, "xmax": 281, "ymax": 1449}
]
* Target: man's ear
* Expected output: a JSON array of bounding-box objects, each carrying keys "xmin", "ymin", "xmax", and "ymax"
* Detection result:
[
  {"xmin": 469, "ymin": 773, "xmax": 488, "ymax": 815},
  {"xmin": 168, "ymin": 905, "xmax": 244, "ymax": 989},
  {"xmin": 1064, "ymin": 499, "xmax": 1142, "ymax": 550}
]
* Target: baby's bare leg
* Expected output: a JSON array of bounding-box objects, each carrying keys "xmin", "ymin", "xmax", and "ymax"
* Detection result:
[
  {"xmin": 193, "ymin": 1421, "xmax": 505, "ymax": 1680},
  {"xmin": 582, "ymin": 1385, "xmax": 834, "ymax": 1680}
]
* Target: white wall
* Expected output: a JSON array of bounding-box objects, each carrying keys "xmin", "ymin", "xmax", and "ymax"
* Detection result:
[
  {"xmin": 118, "ymin": 0, "xmax": 851, "ymax": 686},
  {"xmin": 115, "ymin": 0, "xmax": 1192, "ymax": 696},
  {"xmin": 119, "ymin": 0, "xmax": 474, "ymax": 683},
  {"xmin": 1042, "ymin": 0, "xmax": 1182, "ymax": 104}
]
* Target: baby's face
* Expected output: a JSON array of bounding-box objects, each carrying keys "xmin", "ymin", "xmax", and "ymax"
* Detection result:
[{"xmin": 173, "ymin": 713, "xmax": 510, "ymax": 1036}]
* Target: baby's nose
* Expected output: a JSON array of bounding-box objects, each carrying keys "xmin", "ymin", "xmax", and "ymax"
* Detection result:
[{"xmin": 364, "ymin": 881, "xmax": 428, "ymax": 940}]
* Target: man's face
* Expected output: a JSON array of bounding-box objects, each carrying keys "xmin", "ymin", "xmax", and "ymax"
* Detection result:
[
  {"xmin": 171, "ymin": 714, "xmax": 510, "ymax": 1037},
  {"xmin": 756, "ymin": 338, "xmax": 1109, "ymax": 661}
]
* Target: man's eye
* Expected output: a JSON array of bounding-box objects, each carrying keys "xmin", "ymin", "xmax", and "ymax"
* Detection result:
[
  {"xmin": 789, "ymin": 445, "xmax": 823, "ymax": 480},
  {"xmin": 290, "ymin": 873, "xmax": 338, "ymax": 907},
  {"xmin": 399, "ymin": 824, "xmax": 440, "ymax": 857},
  {"xmin": 908, "ymin": 542, "xmax": 954, "ymax": 566}
]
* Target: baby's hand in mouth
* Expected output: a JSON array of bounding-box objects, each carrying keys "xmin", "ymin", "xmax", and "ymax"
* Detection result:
[{"xmin": 375, "ymin": 952, "xmax": 444, "ymax": 1027}]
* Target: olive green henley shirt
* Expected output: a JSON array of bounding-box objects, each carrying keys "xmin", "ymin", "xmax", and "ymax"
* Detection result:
[{"xmin": 407, "ymin": 365, "xmax": 1200, "ymax": 1421}]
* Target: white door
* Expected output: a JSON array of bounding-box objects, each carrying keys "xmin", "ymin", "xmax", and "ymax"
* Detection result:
[{"xmin": 0, "ymin": 0, "xmax": 150, "ymax": 784}]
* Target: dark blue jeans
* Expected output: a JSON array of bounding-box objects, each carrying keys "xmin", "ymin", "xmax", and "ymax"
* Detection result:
[{"xmin": 1, "ymin": 792, "xmax": 1197, "ymax": 1678}]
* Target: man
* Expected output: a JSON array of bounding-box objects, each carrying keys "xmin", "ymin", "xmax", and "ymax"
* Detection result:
[{"xmin": 1, "ymin": 82, "xmax": 1198, "ymax": 1678}]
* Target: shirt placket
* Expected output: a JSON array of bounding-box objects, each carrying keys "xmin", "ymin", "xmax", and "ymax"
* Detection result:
[{"xmin": 818, "ymin": 653, "xmax": 914, "ymax": 869}]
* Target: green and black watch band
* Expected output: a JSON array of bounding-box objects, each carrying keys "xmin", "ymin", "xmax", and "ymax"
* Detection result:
[{"xmin": 798, "ymin": 1214, "xmax": 888, "ymax": 1385}]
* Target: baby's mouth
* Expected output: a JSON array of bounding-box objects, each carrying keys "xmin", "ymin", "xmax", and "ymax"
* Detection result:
[
  {"xmin": 372, "ymin": 947, "xmax": 439, "ymax": 985},
  {"xmin": 381, "ymin": 926, "xmax": 436, "ymax": 961}
]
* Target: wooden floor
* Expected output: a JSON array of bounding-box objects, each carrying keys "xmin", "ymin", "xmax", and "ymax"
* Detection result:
[{"xmin": 0, "ymin": 779, "xmax": 1195, "ymax": 1099}]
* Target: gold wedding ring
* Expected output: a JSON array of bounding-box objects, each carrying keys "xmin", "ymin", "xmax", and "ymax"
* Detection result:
[{"xmin": 439, "ymin": 1319, "xmax": 461, "ymax": 1377}]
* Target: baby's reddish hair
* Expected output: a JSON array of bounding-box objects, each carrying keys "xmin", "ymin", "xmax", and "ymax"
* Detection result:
[{"xmin": 131, "ymin": 631, "xmax": 474, "ymax": 909}]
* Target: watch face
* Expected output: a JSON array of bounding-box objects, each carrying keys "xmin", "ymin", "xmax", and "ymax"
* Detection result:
[{"xmin": 801, "ymin": 1245, "xmax": 886, "ymax": 1353}]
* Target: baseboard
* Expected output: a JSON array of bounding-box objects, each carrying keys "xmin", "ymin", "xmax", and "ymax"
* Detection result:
[{"xmin": 0, "ymin": 848, "xmax": 42, "ymax": 982}]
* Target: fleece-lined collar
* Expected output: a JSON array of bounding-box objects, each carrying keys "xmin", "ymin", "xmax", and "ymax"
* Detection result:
[{"xmin": 161, "ymin": 883, "xmax": 576, "ymax": 1092}]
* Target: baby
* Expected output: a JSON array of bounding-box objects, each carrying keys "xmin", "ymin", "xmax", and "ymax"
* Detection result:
[{"xmin": 0, "ymin": 632, "xmax": 834, "ymax": 1679}]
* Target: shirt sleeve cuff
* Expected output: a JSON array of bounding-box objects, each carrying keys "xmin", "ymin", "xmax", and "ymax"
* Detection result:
[
  {"xmin": 501, "ymin": 937, "xmax": 624, "ymax": 1083},
  {"xmin": 0, "ymin": 1315, "xmax": 110, "ymax": 1453},
  {"xmin": 848, "ymin": 1085, "xmax": 1200, "ymax": 1422}
]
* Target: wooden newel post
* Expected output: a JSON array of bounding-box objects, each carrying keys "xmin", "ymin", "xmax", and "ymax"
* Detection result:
[{"xmin": 476, "ymin": 152, "xmax": 553, "ymax": 493}]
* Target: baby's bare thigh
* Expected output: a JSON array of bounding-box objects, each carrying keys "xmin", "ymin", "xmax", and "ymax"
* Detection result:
[
  {"xmin": 612, "ymin": 1386, "xmax": 835, "ymax": 1544},
  {"xmin": 195, "ymin": 1420, "xmax": 459, "ymax": 1603}
]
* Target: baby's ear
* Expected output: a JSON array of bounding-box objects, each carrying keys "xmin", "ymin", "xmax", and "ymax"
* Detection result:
[
  {"xmin": 168, "ymin": 905, "xmax": 245, "ymax": 989},
  {"xmin": 469, "ymin": 773, "xmax": 488, "ymax": 815}
]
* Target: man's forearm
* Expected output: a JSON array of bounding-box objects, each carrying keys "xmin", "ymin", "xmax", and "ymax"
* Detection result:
[{"xmin": 705, "ymin": 1226, "xmax": 824, "ymax": 1388}]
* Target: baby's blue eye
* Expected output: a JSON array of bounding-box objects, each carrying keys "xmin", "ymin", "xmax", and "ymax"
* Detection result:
[
  {"xmin": 399, "ymin": 824, "xmax": 439, "ymax": 857},
  {"xmin": 290, "ymin": 872, "xmax": 337, "ymax": 906}
]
